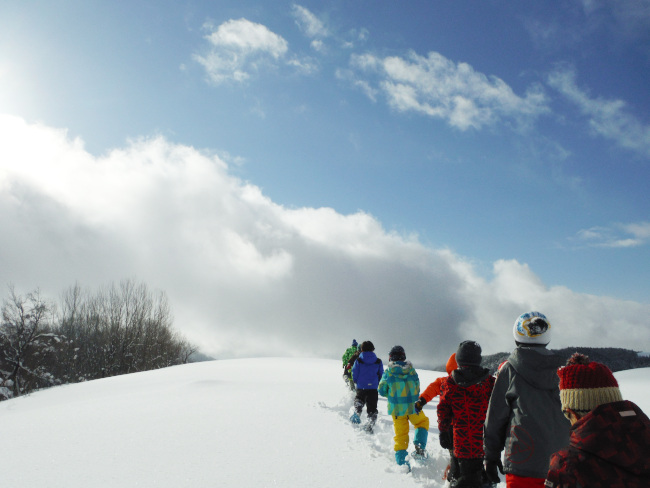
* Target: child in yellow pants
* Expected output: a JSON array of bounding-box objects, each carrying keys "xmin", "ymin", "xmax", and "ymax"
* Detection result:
[
  {"xmin": 393, "ymin": 411, "xmax": 430, "ymax": 452},
  {"xmin": 378, "ymin": 345, "xmax": 429, "ymax": 467}
]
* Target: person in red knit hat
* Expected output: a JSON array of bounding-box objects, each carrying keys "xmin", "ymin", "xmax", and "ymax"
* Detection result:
[{"xmin": 545, "ymin": 353, "xmax": 650, "ymax": 488}]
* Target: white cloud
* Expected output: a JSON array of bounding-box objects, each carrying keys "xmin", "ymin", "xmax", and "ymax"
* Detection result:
[
  {"xmin": 548, "ymin": 68, "xmax": 650, "ymax": 157},
  {"xmin": 335, "ymin": 68, "xmax": 379, "ymax": 102},
  {"xmin": 310, "ymin": 39, "xmax": 324, "ymax": 52},
  {"xmin": 193, "ymin": 18, "xmax": 289, "ymax": 84},
  {"xmin": 622, "ymin": 221, "xmax": 650, "ymax": 240},
  {"xmin": 2, "ymin": 114, "xmax": 650, "ymax": 363},
  {"xmin": 286, "ymin": 56, "xmax": 319, "ymax": 75},
  {"xmin": 573, "ymin": 222, "xmax": 650, "ymax": 248},
  {"xmin": 348, "ymin": 51, "xmax": 549, "ymax": 130},
  {"xmin": 204, "ymin": 18, "xmax": 287, "ymax": 56},
  {"xmin": 291, "ymin": 5, "xmax": 328, "ymax": 39}
]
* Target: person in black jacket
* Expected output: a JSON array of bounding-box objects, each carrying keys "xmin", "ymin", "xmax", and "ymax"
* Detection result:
[{"xmin": 483, "ymin": 312, "xmax": 570, "ymax": 488}]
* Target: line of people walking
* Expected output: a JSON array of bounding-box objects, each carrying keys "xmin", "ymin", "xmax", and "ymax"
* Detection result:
[{"xmin": 341, "ymin": 311, "xmax": 650, "ymax": 487}]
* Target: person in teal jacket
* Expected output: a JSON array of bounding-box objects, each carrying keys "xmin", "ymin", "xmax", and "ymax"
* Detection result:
[{"xmin": 378, "ymin": 345, "xmax": 430, "ymax": 468}]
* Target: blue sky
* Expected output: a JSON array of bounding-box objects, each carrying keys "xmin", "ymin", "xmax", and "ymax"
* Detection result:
[{"xmin": 1, "ymin": 1, "xmax": 649, "ymax": 361}]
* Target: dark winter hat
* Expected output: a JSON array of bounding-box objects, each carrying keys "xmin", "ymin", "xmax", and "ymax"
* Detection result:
[
  {"xmin": 389, "ymin": 345, "xmax": 406, "ymax": 362},
  {"xmin": 455, "ymin": 340, "xmax": 482, "ymax": 367},
  {"xmin": 558, "ymin": 353, "xmax": 623, "ymax": 416},
  {"xmin": 361, "ymin": 341, "xmax": 375, "ymax": 352},
  {"xmin": 513, "ymin": 311, "xmax": 551, "ymax": 345},
  {"xmin": 352, "ymin": 339, "xmax": 358, "ymax": 347}
]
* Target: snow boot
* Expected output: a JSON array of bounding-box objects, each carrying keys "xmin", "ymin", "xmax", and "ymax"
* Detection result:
[
  {"xmin": 350, "ymin": 412, "xmax": 361, "ymax": 424},
  {"xmin": 363, "ymin": 412, "xmax": 377, "ymax": 433},
  {"xmin": 480, "ymin": 466, "xmax": 497, "ymax": 488},
  {"xmin": 414, "ymin": 427, "xmax": 428, "ymax": 448},
  {"xmin": 395, "ymin": 449, "xmax": 411, "ymax": 471},
  {"xmin": 411, "ymin": 427, "xmax": 428, "ymax": 460},
  {"xmin": 448, "ymin": 452, "xmax": 460, "ymax": 482}
]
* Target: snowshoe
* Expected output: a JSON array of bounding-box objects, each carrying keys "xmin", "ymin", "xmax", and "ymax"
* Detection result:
[
  {"xmin": 411, "ymin": 445, "xmax": 429, "ymax": 461},
  {"xmin": 362, "ymin": 422, "xmax": 373, "ymax": 433},
  {"xmin": 349, "ymin": 412, "xmax": 361, "ymax": 424}
]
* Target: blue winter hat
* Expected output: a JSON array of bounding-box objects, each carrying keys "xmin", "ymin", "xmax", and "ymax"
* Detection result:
[{"xmin": 352, "ymin": 339, "xmax": 358, "ymax": 347}]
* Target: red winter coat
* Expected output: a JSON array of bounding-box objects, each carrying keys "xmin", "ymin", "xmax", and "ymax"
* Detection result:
[
  {"xmin": 546, "ymin": 400, "xmax": 650, "ymax": 488},
  {"xmin": 437, "ymin": 366, "xmax": 495, "ymax": 459}
]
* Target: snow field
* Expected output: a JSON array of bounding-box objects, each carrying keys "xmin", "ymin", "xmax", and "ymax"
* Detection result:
[{"xmin": 1, "ymin": 358, "xmax": 647, "ymax": 488}]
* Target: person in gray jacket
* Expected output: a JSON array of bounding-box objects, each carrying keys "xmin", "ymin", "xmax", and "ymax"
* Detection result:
[{"xmin": 483, "ymin": 311, "xmax": 570, "ymax": 488}]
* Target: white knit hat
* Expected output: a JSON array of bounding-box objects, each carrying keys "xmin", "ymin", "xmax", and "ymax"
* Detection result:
[{"xmin": 513, "ymin": 311, "xmax": 551, "ymax": 345}]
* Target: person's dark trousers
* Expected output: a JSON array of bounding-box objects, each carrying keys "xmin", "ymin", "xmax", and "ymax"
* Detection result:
[
  {"xmin": 448, "ymin": 451, "xmax": 460, "ymax": 483},
  {"xmin": 455, "ymin": 458, "xmax": 484, "ymax": 488},
  {"xmin": 354, "ymin": 389, "xmax": 379, "ymax": 421}
]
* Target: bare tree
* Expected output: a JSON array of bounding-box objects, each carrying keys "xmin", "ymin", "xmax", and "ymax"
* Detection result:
[
  {"xmin": 55, "ymin": 279, "xmax": 196, "ymax": 381},
  {"xmin": 0, "ymin": 286, "xmax": 60, "ymax": 399},
  {"xmin": 177, "ymin": 338, "xmax": 199, "ymax": 364},
  {"xmin": 0, "ymin": 280, "xmax": 200, "ymax": 401}
]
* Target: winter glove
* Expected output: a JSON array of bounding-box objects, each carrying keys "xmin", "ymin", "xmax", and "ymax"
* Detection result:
[
  {"xmin": 439, "ymin": 430, "xmax": 453, "ymax": 449},
  {"xmin": 484, "ymin": 458, "xmax": 504, "ymax": 484},
  {"xmin": 414, "ymin": 397, "xmax": 427, "ymax": 413}
]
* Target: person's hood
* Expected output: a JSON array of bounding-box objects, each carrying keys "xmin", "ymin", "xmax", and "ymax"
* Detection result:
[
  {"xmin": 358, "ymin": 351, "xmax": 378, "ymax": 363},
  {"xmin": 446, "ymin": 353, "xmax": 458, "ymax": 374},
  {"xmin": 451, "ymin": 365, "xmax": 490, "ymax": 387},
  {"xmin": 387, "ymin": 360, "xmax": 414, "ymax": 377},
  {"xmin": 570, "ymin": 400, "xmax": 650, "ymax": 477},
  {"xmin": 507, "ymin": 346, "xmax": 563, "ymax": 390}
]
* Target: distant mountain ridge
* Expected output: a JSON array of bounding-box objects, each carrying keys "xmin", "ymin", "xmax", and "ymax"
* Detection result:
[{"xmin": 433, "ymin": 347, "xmax": 650, "ymax": 374}]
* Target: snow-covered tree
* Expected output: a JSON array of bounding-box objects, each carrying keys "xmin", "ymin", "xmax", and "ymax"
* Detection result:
[
  {"xmin": 0, "ymin": 286, "xmax": 61, "ymax": 399},
  {"xmin": 0, "ymin": 280, "xmax": 198, "ymax": 401}
]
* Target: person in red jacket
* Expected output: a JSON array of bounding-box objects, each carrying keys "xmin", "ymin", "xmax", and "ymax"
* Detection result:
[
  {"xmin": 545, "ymin": 353, "xmax": 650, "ymax": 488},
  {"xmin": 438, "ymin": 341, "xmax": 495, "ymax": 488}
]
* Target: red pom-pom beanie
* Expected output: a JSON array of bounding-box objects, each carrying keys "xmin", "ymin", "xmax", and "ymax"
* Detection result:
[{"xmin": 557, "ymin": 353, "xmax": 623, "ymax": 414}]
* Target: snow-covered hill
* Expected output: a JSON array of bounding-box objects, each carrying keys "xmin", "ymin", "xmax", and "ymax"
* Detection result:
[{"xmin": 0, "ymin": 358, "xmax": 648, "ymax": 488}]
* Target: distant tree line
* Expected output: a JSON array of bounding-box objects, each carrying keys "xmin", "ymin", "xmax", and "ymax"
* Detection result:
[
  {"xmin": 479, "ymin": 347, "xmax": 650, "ymax": 375},
  {"xmin": 0, "ymin": 280, "xmax": 199, "ymax": 401}
]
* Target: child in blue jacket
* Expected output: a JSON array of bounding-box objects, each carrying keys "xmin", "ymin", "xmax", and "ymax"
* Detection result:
[
  {"xmin": 378, "ymin": 345, "xmax": 429, "ymax": 468},
  {"xmin": 350, "ymin": 340, "xmax": 383, "ymax": 432}
]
